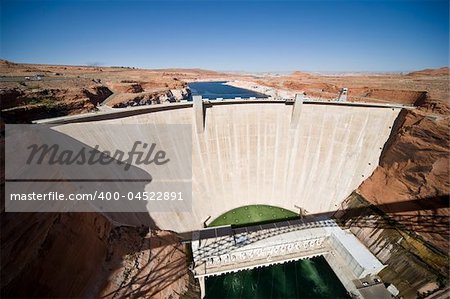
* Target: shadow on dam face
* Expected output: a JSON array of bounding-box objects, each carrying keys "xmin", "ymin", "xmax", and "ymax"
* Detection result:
[
  {"xmin": 4, "ymin": 125, "xmax": 159, "ymax": 228},
  {"xmin": 32, "ymin": 102, "xmax": 404, "ymax": 231}
]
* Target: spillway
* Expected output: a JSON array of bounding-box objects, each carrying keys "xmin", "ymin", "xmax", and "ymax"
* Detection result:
[{"xmin": 40, "ymin": 100, "xmax": 401, "ymax": 232}]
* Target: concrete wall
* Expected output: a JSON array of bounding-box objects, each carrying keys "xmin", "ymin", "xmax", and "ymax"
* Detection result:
[
  {"xmin": 326, "ymin": 226, "xmax": 386, "ymax": 278},
  {"xmin": 54, "ymin": 102, "xmax": 400, "ymax": 232}
]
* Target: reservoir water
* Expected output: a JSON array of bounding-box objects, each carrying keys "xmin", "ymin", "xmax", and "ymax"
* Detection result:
[
  {"xmin": 188, "ymin": 81, "xmax": 268, "ymax": 100},
  {"xmin": 205, "ymin": 256, "xmax": 350, "ymax": 299}
]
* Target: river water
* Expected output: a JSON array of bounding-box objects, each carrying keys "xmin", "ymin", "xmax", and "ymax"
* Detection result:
[
  {"xmin": 205, "ymin": 256, "xmax": 350, "ymax": 299},
  {"xmin": 188, "ymin": 81, "xmax": 268, "ymax": 100}
]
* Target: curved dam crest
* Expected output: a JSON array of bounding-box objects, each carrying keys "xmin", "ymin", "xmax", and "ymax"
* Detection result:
[{"xmin": 52, "ymin": 102, "xmax": 401, "ymax": 232}]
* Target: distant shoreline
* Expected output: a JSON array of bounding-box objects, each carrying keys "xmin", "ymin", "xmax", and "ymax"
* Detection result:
[{"xmin": 224, "ymin": 80, "xmax": 296, "ymax": 99}]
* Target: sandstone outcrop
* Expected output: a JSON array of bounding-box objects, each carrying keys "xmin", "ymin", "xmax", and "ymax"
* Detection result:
[
  {"xmin": 359, "ymin": 108, "xmax": 449, "ymax": 252},
  {"xmin": 111, "ymin": 82, "xmax": 144, "ymax": 93},
  {"xmin": 0, "ymin": 61, "xmax": 201, "ymax": 122},
  {"xmin": 106, "ymin": 87, "xmax": 190, "ymax": 108},
  {"xmin": 0, "ymin": 211, "xmax": 198, "ymax": 298},
  {"xmin": 0, "ymin": 212, "xmax": 112, "ymax": 298},
  {"xmin": 99, "ymin": 228, "xmax": 198, "ymax": 298},
  {"xmin": 0, "ymin": 81, "xmax": 112, "ymax": 123}
]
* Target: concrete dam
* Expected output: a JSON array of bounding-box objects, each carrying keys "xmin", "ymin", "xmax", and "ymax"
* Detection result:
[{"xmin": 37, "ymin": 98, "xmax": 402, "ymax": 232}]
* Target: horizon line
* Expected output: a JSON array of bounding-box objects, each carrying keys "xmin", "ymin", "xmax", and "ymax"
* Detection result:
[{"xmin": 1, "ymin": 58, "xmax": 448, "ymax": 75}]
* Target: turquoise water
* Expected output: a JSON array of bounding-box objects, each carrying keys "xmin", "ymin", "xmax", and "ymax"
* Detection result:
[
  {"xmin": 205, "ymin": 256, "xmax": 350, "ymax": 299},
  {"xmin": 188, "ymin": 81, "xmax": 268, "ymax": 100}
]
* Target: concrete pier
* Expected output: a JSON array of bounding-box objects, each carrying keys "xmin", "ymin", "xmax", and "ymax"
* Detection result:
[
  {"xmin": 193, "ymin": 95, "xmax": 204, "ymax": 133},
  {"xmin": 290, "ymin": 93, "xmax": 304, "ymax": 129}
]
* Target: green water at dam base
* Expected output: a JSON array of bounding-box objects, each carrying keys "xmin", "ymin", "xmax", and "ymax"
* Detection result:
[
  {"xmin": 205, "ymin": 256, "xmax": 350, "ymax": 299},
  {"xmin": 209, "ymin": 205, "xmax": 298, "ymax": 227}
]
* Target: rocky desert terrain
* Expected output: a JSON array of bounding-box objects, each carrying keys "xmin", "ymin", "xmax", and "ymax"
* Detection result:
[
  {"xmin": 0, "ymin": 60, "xmax": 238, "ymax": 122},
  {"xmin": 1, "ymin": 61, "xmax": 448, "ymax": 298}
]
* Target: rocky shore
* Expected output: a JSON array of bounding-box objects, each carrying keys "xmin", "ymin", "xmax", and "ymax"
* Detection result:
[
  {"xmin": 224, "ymin": 80, "xmax": 296, "ymax": 99},
  {"xmin": 107, "ymin": 87, "xmax": 190, "ymax": 108}
]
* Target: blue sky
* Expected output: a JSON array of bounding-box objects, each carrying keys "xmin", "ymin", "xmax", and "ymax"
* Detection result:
[{"xmin": 1, "ymin": 0, "xmax": 448, "ymax": 72}]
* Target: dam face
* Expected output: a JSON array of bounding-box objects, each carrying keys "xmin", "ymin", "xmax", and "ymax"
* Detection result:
[{"xmin": 52, "ymin": 101, "xmax": 401, "ymax": 232}]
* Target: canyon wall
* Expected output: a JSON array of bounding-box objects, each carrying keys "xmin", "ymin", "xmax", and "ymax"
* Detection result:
[{"xmin": 0, "ymin": 212, "xmax": 112, "ymax": 297}]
